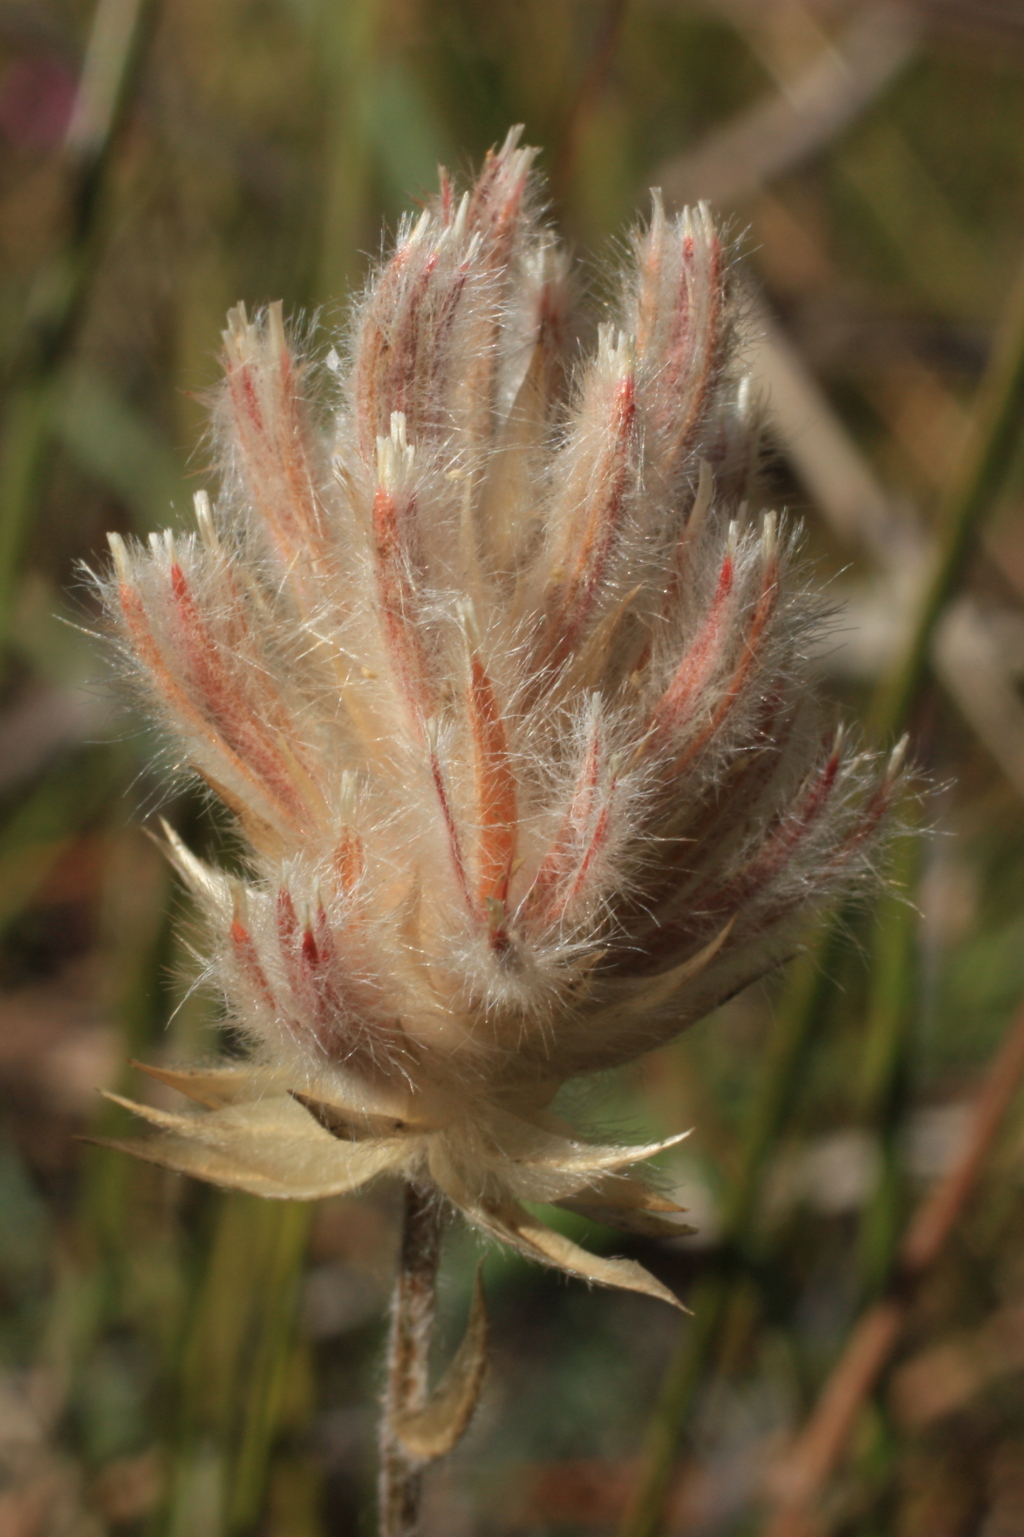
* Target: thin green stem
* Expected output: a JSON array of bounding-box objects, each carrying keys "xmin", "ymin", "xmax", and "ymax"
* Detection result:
[
  {"xmin": 853, "ymin": 827, "xmax": 923, "ymax": 1299},
  {"xmin": 308, "ymin": 0, "xmax": 381, "ymax": 309},
  {"xmin": 228, "ymin": 1203, "xmax": 314, "ymax": 1533},
  {"xmin": 869, "ymin": 254, "xmax": 1024, "ymax": 741},
  {"xmin": 0, "ymin": 0, "xmax": 156, "ymax": 649},
  {"xmin": 157, "ymin": 1195, "xmax": 313, "ymax": 1537}
]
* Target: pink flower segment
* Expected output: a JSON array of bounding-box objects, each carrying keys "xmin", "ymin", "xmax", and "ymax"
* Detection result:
[{"xmin": 98, "ymin": 130, "xmax": 901, "ymax": 1304}]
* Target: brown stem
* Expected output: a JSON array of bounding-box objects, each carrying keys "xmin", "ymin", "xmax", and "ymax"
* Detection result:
[
  {"xmin": 761, "ymin": 994, "xmax": 1024, "ymax": 1537},
  {"xmin": 378, "ymin": 1181, "xmax": 444, "ymax": 1537}
]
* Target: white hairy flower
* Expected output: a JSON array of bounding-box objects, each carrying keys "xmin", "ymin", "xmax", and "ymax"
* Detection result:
[{"xmin": 97, "ymin": 130, "xmax": 901, "ymax": 1307}]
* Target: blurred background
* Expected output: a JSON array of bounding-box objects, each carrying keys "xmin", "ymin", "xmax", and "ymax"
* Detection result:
[{"xmin": 3, "ymin": 1, "xmax": 1024, "ymax": 1533}]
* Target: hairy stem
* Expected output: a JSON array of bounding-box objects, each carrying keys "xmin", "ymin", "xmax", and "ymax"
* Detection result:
[{"xmin": 378, "ymin": 1182, "xmax": 444, "ymax": 1537}]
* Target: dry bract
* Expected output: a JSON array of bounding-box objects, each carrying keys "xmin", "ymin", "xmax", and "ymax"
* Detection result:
[{"xmin": 96, "ymin": 129, "xmax": 900, "ymax": 1306}]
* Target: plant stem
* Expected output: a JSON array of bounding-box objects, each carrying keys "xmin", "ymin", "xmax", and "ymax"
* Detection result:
[
  {"xmin": 0, "ymin": 0, "xmax": 156, "ymax": 649},
  {"xmin": 378, "ymin": 1182, "xmax": 444, "ymax": 1537},
  {"xmin": 868, "ymin": 250, "xmax": 1024, "ymax": 742},
  {"xmin": 158, "ymin": 1195, "xmax": 312, "ymax": 1537}
]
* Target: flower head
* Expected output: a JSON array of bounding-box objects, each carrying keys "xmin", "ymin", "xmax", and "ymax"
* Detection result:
[{"xmin": 98, "ymin": 130, "xmax": 901, "ymax": 1306}]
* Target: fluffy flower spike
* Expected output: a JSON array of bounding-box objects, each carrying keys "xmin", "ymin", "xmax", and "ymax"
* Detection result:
[{"xmin": 97, "ymin": 129, "xmax": 900, "ymax": 1306}]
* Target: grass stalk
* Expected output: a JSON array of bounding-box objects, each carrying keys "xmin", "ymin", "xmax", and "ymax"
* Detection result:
[
  {"xmin": 159, "ymin": 1194, "xmax": 314, "ymax": 1537},
  {"xmin": 309, "ymin": 0, "xmax": 381, "ymax": 308},
  {"xmin": 869, "ymin": 251, "xmax": 1024, "ymax": 741},
  {"xmin": 0, "ymin": 0, "xmax": 156, "ymax": 650},
  {"xmin": 853, "ymin": 827, "xmax": 923, "ymax": 1301},
  {"xmin": 228, "ymin": 1202, "xmax": 314, "ymax": 1533}
]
